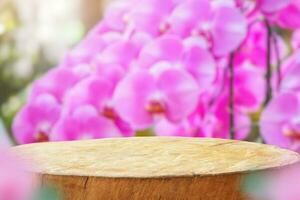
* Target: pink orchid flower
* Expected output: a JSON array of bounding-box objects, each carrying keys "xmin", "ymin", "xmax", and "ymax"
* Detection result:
[
  {"xmin": 113, "ymin": 68, "xmax": 199, "ymax": 130},
  {"xmin": 103, "ymin": 1, "xmax": 134, "ymax": 32},
  {"xmin": 51, "ymin": 104, "xmax": 121, "ymax": 141},
  {"xmin": 127, "ymin": 0, "xmax": 174, "ymax": 36},
  {"xmin": 182, "ymin": 45, "xmax": 217, "ymax": 91},
  {"xmin": 212, "ymin": 63, "xmax": 265, "ymax": 113},
  {"xmin": 62, "ymin": 76, "xmax": 114, "ymax": 115},
  {"xmin": 94, "ymin": 63, "xmax": 126, "ymax": 87},
  {"xmin": 167, "ymin": 0, "xmax": 213, "ymax": 37},
  {"xmin": 93, "ymin": 40, "xmax": 140, "ymax": 70},
  {"xmin": 235, "ymin": 22, "xmax": 288, "ymax": 68},
  {"xmin": 138, "ymin": 35, "xmax": 184, "ymax": 68},
  {"xmin": 62, "ymin": 76, "xmax": 133, "ymax": 137},
  {"xmin": 30, "ymin": 67, "xmax": 83, "ymax": 102},
  {"xmin": 64, "ymin": 31, "xmax": 123, "ymax": 67},
  {"xmin": 260, "ymin": 92, "xmax": 300, "ymax": 152},
  {"xmin": 280, "ymin": 51, "xmax": 300, "ymax": 93},
  {"xmin": 203, "ymin": 94, "xmax": 251, "ymax": 140},
  {"xmin": 211, "ymin": 5, "xmax": 247, "ymax": 56},
  {"xmin": 257, "ymin": 0, "xmax": 291, "ymax": 13},
  {"xmin": 13, "ymin": 94, "xmax": 61, "ymax": 144},
  {"xmin": 235, "ymin": 22, "xmax": 287, "ymax": 68},
  {"xmin": 167, "ymin": 0, "xmax": 247, "ymax": 56},
  {"xmin": 155, "ymin": 94, "xmax": 251, "ymax": 140},
  {"xmin": 292, "ymin": 29, "xmax": 300, "ymax": 50},
  {"xmin": 275, "ymin": 0, "xmax": 300, "ymax": 29},
  {"xmin": 138, "ymin": 35, "xmax": 217, "ymax": 91},
  {"xmin": 233, "ymin": 66, "xmax": 265, "ymax": 112}
]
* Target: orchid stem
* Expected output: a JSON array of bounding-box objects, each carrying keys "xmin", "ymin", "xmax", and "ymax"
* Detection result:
[
  {"xmin": 263, "ymin": 20, "xmax": 273, "ymax": 106},
  {"xmin": 272, "ymin": 32, "xmax": 282, "ymax": 91},
  {"xmin": 228, "ymin": 52, "xmax": 235, "ymax": 140}
]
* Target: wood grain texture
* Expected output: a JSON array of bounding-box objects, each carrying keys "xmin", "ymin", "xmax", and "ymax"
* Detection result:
[
  {"xmin": 12, "ymin": 137, "xmax": 300, "ymax": 200},
  {"xmin": 41, "ymin": 174, "xmax": 246, "ymax": 200}
]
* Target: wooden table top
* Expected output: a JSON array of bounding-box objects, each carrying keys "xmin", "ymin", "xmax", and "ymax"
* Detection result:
[{"xmin": 12, "ymin": 137, "xmax": 300, "ymax": 178}]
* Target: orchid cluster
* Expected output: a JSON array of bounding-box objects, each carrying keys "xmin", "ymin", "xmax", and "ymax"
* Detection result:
[{"xmin": 12, "ymin": 0, "xmax": 300, "ymax": 151}]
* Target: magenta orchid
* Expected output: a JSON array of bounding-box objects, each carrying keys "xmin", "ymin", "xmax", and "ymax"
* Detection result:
[
  {"xmin": 235, "ymin": 22, "xmax": 288, "ymax": 68},
  {"xmin": 260, "ymin": 92, "xmax": 300, "ymax": 151},
  {"xmin": 113, "ymin": 68, "xmax": 199, "ymax": 129},
  {"xmin": 168, "ymin": 0, "xmax": 247, "ymax": 56},
  {"xmin": 13, "ymin": 94, "xmax": 61, "ymax": 144},
  {"xmin": 127, "ymin": 0, "xmax": 174, "ymax": 36},
  {"xmin": 292, "ymin": 30, "xmax": 300, "ymax": 50},
  {"xmin": 280, "ymin": 52, "xmax": 300, "ymax": 93},
  {"xmin": 29, "ymin": 67, "xmax": 84, "ymax": 102},
  {"xmin": 155, "ymin": 95, "xmax": 251, "ymax": 140},
  {"xmin": 275, "ymin": 0, "xmax": 300, "ymax": 29},
  {"xmin": 51, "ymin": 105, "xmax": 121, "ymax": 141},
  {"xmin": 257, "ymin": 0, "xmax": 291, "ymax": 13}
]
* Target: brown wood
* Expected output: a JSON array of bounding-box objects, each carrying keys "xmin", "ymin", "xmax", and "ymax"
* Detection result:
[{"xmin": 12, "ymin": 137, "xmax": 300, "ymax": 200}]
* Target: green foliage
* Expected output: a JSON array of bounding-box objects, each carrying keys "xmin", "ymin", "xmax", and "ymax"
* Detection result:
[
  {"xmin": 0, "ymin": 1, "xmax": 20, "ymax": 105},
  {"xmin": 31, "ymin": 186, "xmax": 62, "ymax": 200},
  {"xmin": 0, "ymin": 1, "xmax": 48, "ymax": 138},
  {"xmin": 241, "ymin": 172, "xmax": 271, "ymax": 200},
  {"xmin": 135, "ymin": 128, "xmax": 155, "ymax": 137}
]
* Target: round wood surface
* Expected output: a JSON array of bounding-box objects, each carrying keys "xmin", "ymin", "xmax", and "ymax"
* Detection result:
[{"xmin": 13, "ymin": 137, "xmax": 300, "ymax": 178}]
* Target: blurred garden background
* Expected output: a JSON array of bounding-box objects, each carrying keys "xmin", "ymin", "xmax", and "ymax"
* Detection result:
[{"xmin": 0, "ymin": 0, "xmax": 109, "ymax": 144}]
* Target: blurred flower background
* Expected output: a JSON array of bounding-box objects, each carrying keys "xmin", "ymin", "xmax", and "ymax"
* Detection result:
[{"xmin": 0, "ymin": 0, "xmax": 109, "ymax": 144}]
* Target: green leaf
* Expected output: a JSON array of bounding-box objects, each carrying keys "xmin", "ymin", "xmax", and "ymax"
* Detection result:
[
  {"xmin": 135, "ymin": 128, "xmax": 155, "ymax": 137},
  {"xmin": 241, "ymin": 172, "xmax": 271, "ymax": 200},
  {"xmin": 31, "ymin": 186, "xmax": 61, "ymax": 200}
]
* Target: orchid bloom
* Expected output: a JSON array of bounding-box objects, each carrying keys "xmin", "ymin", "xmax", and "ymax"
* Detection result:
[
  {"xmin": 138, "ymin": 35, "xmax": 184, "ymax": 68},
  {"xmin": 155, "ymin": 94, "xmax": 251, "ymax": 140},
  {"xmin": 113, "ymin": 68, "xmax": 199, "ymax": 130},
  {"xmin": 168, "ymin": 0, "xmax": 247, "ymax": 56},
  {"xmin": 257, "ymin": 0, "xmax": 291, "ymax": 13},
  {"xmin": 62, "ymin": 76, "xmax": 133, "ymax": 136},
  {"xmin": 127, "ymin": 0, "xmax": 174, "ymax": 36},
  {"xmin": 51, "ymin": 105, "xmax": 121, "ymax": 141},
  {"xmin": 292, "ymin": 30, "xmax": 300, "ymax": 50},
  {"xmin": 138, "ymin": 35, "xmax": 217, "ymax": 91},
  {"xmin": 235, "ymin": 22, "xmax": 288, "ymax": 68},
  {"xmin": 29, "ymin": 67, "xmax": 83, "ymax": 102},
  {"xmin": 103, "ymin": 0, "xmax": 134, "ymax": 32},
  {"xmin": 62, "ymin": 76, "xmax": 114, "ymax": 116},
  {"xmin": 93, "ymin": 40, "xmax": 140, "ymax": 69},
  {"xmin": 280, "ymin": 51, "xmax": 300, "ymax": 93},
  {"xmin": 13, "ymin": 94, "xmax": 61, "ymax": 144},
  {"xmin": 260, "ymin": 92, "xmax": 300, "ymax": 152},
  {"xmin": 275, "ymin": 0, "xmax": 300, "ymax": 29},
  {"xmin": 233, "ymin": 66, "xmax": 265, "ymax": 112}
]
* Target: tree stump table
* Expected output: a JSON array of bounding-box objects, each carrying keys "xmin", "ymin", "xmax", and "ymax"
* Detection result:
[{"xmin": 12, "ymin": 137, "xmax": 300, "ymax": 200}]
